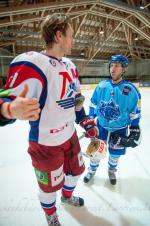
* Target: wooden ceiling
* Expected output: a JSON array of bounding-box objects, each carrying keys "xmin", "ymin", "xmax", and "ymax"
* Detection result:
[{"xmin": 0, "ymin": 0, "xmax": 150, "ymax": 68}]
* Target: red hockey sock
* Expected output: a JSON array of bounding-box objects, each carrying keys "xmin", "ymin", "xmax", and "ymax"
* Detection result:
[
  {"xmin": 61, "ymin": 188, "xmax": 73, "ymax": 198},
  {"xmin": 43, "ymin": 206, "xmax": 56, "ymax": 216}
]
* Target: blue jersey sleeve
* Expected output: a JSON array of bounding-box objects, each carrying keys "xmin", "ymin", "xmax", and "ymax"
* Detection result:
[
  {"xmin": 128, "ymin": 83, "xmax": 141, "ymax": 126},
  {"xmin": 89, "ymin": 85, "xmax": 99, "ymax": 118}
]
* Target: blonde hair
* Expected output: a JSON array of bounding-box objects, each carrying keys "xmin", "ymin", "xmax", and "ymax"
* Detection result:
[{"xmin": 41, "ymin": 13, "xmax": 71, "ymax": 48}]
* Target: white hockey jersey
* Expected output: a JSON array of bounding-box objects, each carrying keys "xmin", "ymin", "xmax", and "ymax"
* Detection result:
[{"xmin": 4, "ymin": 51, "xmax": 81, "ymax": 146}]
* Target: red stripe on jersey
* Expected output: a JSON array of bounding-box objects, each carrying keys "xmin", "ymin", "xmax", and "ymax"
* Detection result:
[
  {"xmin": 4, "ymin": 64, "xmax": 44, "ymax": 89},
  {"xmin": 71, "ymin": 68, "xmax": 79, "ymax": 80},
  {"xmin": 59, "ymin": 71, "xmax": 73, "ymax": 99}
]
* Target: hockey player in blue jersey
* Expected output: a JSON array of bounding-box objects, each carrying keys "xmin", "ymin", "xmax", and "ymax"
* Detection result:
[{"xmin": 83, "ymin": 54, "xmax": 141, "ymax": 185}]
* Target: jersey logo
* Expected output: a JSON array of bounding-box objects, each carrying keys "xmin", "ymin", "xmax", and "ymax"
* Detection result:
[
  {"xmin": 51, "ymin": 165, "xmax": 64, "ymax": 187},
  {"xmin": 99, "ymin": 99, "xmax": 120, "ymax": 122},
  {"xmin": 57, "ymin": 68, "xmax": 77, "ymax": 109},
  {"xmin": 59, "ymin": 71, "xmax": 73, "ymax": 99},
  {"xmin": 56, "ymin": 82, "xmax": 77, "ymax": 109},
  {"xmin": 122, "ymin": 86, "xmax": 131, "ymax": 95},
  {"xmin": 49, "ymin": 59, "xmax": 56, "ymax": 67},
  {"xmin": 56, "ymin": 97, "xmax": 74, "ymax": 109},
  {"xmin": 34, "ymin": 168, "xmax": 48, "ymax": 186}
]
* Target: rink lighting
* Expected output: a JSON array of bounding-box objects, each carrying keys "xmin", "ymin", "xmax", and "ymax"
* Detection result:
[{"xmin": 140, "ymin": 6, "xmax": 144, "ymax": 9}]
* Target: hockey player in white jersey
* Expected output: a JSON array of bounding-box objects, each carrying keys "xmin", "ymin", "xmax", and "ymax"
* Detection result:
[
  {"xmin": 83, "ymin": 54, "xmax": 141, "ymax": 185},
  {"xmin": 1, "ymin": 14, "xmax": 98, "ymax": 226}
]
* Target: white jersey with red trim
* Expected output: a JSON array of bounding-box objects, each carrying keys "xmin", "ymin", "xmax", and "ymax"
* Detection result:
[{"xmin": 4, "ymin": 51, "xmax": 81, "ymax": 146}]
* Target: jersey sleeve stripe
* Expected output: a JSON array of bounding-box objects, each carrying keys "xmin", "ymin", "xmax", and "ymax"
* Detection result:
[
  {"xmin": 5, "ymin": 61, "xmax": 45, "ymax": 89},
  {"xmin": 5, "ymin": 61, "xmax": 48, "ymax": 143}
]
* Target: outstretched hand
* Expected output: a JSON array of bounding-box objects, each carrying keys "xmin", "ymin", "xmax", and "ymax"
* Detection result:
[{"xmin": 1, "ymin": 84, "xmax": 41, "ymax": 121}]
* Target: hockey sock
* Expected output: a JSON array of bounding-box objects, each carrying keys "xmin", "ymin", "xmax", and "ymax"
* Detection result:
[
  {"xmin": 108, "ymin": 154, "xmax": 120, "ymax": 170},
  {"xmin": 89, "ymin": 158, "xmax": 100, "ymax": 172},
  {"xmin": 38, "ymin": 189, "xmax": 57, "ymax": 216},
  {"xmin": 61, "ymin": 175, "xmax": 80, "ymax": 198}
]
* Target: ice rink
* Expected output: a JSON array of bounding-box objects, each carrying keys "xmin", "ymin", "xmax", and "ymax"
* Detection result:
[{"xmin": 0, "ymin": 87, "xmax": 150, "ymax": 226}]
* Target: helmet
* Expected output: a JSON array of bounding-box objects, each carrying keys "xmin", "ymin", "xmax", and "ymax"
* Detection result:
[{"xmin": 109, "ymin": 54, "xmax": 128, "ymax": 67}]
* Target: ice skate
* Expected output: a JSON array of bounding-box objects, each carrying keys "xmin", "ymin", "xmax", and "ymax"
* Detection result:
[
  {"xmin": 45, "ymin": 212, "xmax": 61, "ymax": 226},
  {"xmin": 61, "ymin": 195, "xmax": 84, "ymax": 207},
  {"xmin": 83, "ymin": 170, "xmax": 96, "ymax": 183},
  {"xmin": 108, "ymin": 169, "xmax": 117, "ymax": 185}
]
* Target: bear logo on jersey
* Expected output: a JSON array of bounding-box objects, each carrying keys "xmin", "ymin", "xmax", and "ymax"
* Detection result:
[{"xmin": 99, "ymin": 98, "xmax": 120, "ymax": 122}]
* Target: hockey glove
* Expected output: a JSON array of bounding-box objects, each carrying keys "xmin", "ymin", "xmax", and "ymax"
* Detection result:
[
  {"xmin": 111, "ymin": 125, "xmax": 141, "ymax": 148},
  {"xmin": 80, "ymin": 117, "xmax": 99, "ymax": 139},
  {"xmin": 86, "ymin": 139, "xmax": 107, "ymax": 160}
]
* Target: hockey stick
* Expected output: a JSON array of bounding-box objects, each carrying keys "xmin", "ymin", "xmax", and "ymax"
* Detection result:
[
  {"xmin": 79, "ymin": 133, "xmax": 85, "ymax": 141},
  {"xmin": 78, "ymin": 133, "xmax": 89, "ymax": 157}
]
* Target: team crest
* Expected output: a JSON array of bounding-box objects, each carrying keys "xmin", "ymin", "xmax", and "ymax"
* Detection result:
[
  {"xmin": 56, "ymin": 82, "xmax": 76, "ymax": 109},
  {"xmin": 34, "ymin": 168, "xmax": 48, "ymax": 186},
  {"xmin": 122, "ymin": 86, "xmax": 131, "ymax": 95},
  {"xmin": 49, "ymin": 59, "xmax": 56, "ymax": 67},
  {"xmin": 99, "ymin": 99, "xmax": 120, "ymax": 122}
]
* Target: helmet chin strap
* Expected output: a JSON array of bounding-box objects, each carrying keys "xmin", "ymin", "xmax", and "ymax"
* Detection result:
[
  {"xmin": 110, "ymin": 69, "xmax": 126, "ymax": 83},
  {"xmin": 112, "ymin": 75, "xmax": 122, "ymax": 83}
]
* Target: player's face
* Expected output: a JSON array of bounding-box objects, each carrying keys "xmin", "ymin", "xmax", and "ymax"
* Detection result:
[
  {"xmin": 61, "ymin": 24, "xmax": 74, "ymax": 55},
  {"xmin": 110, "ymin": 63, "xmax": 125, "ymax": 83}
]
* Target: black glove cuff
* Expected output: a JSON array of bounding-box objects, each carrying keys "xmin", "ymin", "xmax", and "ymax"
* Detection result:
[{"xmin": 130, "ymin": 125, "xmax": 140, "ymax": 133}]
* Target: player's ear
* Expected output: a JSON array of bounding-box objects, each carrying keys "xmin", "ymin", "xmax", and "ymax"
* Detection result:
[
  {"xmin": 123, "ymin": 67, "xmax": 128, "ymax": 72},
  {"xmin": 55, "ymin": 30, "xmax": 62, "ymax": 43}
]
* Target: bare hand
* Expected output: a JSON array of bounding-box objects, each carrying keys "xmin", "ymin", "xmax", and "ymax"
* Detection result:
[{"xmin": 1, "ymin": 84, "xmax": 41, "ymax": 121}]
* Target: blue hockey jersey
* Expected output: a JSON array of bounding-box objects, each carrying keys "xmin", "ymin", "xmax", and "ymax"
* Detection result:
[{"xmin": 89, "ymin": 79, "xmax": 141, "ymax": 132}]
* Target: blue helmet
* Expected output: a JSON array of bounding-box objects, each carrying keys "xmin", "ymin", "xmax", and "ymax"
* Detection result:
[{"xmin": 109, "ymin": 54, "xmax": 129, "ymax": 67}]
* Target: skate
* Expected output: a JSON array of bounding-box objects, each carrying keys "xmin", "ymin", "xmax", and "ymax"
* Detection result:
[
  {"xmin": 108, "ymin": 169, "xmax": 117, "ymax": 185},
  {"xmin": 83, "ymin": 171, "xmax": 96, "ymax": 183},
  {"xmin": 61, "ymin": 195, "xmax": 84, "ymax": 207},
  {"xmin": 45, "ymin": 212, "xmax": 61, "ymax": 226}
]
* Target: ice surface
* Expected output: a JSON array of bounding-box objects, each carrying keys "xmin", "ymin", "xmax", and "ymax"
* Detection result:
[{"xmin": 0, "ymin": 88, "xmax": 150, "ymax": 226}]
